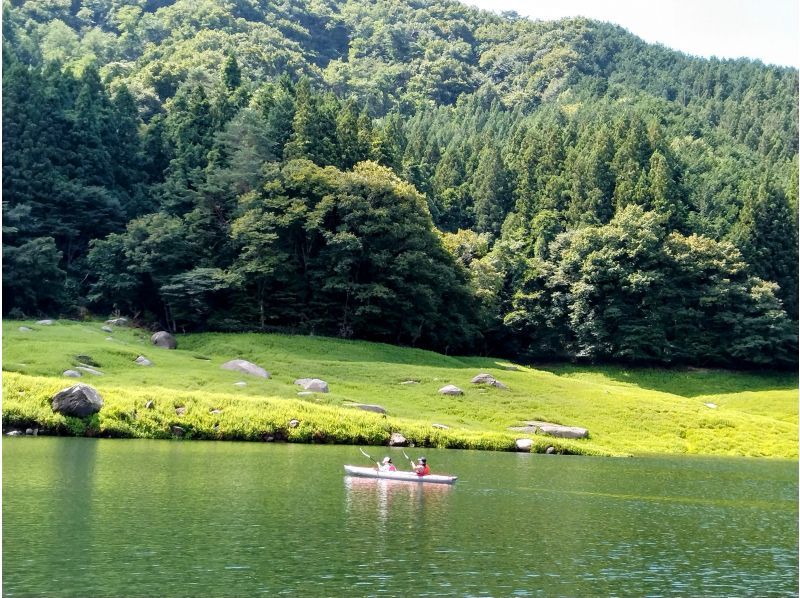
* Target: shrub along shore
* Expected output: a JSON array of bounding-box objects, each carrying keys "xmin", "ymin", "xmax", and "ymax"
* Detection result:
[{"xmin": 3, "ymin": 320, "xmax": 797, "ymax": 458}]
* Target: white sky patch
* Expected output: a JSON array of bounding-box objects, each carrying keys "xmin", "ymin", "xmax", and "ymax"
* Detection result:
[{"xmin": 462, "ymin": 0, "xmax": 799, "ymax": 68}]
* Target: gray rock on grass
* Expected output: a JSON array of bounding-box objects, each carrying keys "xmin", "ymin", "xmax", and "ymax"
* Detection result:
[
  {"xmin": 75, "ymin": 366, "xmax": 103, "ymax": 376},
  {"xmin": 221, "ymin": 360, "xmax": 269, "ymax": 378},
  {"xmin": 63, "ymin": 370, "xmax": 82, "ymax": 378},
  {"xmin": 345, "ymin": 403, "xmax": 387, "ymax": 415},
  {"xmin": 471, "ymin": 373, "xmax": 496, "ymax": 384},
  {"xmin": 438, "ymin": 385, "xmax": 463, "ymax": 396},
  {"xmin": 135, "ymin": 355, "xmax": 152, "ymax": 366},
  {"xmin": 389, "ymin": 432, "xmax": 407, "ymax": 446},
  {"xmin": 151, "ymin": 331, "xmax": 177, "ymax": 349},
  {"xmin": 471, "ymin": 373, "xmax": 508, "ymax": 389},
  {"xmin": 106, "ymin": 318, "xmax": 128, "ymax": 326},
  {"xmin": 294, "ymin": 378, "xmax": 329, "ymax": 393},
  {"xmin": 51, "ymin": 384, "xmax": 104, "ymax": 417},
  {"xmin": 515, "ymin": 438, "xmax": 533, "ymax": 452},
  {"xmin": 509, "ymin": 421, "xmax": 589, "ymax": 440}
]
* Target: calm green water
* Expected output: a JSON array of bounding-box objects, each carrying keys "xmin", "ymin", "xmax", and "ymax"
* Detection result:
[{"xmin": 3, "ymin": 438, "xmax": 797, "ymax": 597}]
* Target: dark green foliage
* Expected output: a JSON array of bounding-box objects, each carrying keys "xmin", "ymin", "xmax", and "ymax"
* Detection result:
[
  {"xmin": 729, "ymin": 177, "xmax": 799, "ymax": 318},
  {"xmin": 2, "ymin": 237, "xmax": 65, "ymax": 315},
  {"xmin": 231, "ymin": 160, "xmax": 482, "ymax": 350},
  {"xmin": 2, "ymin": 0, "xmax": 797, "ymax": 366}
]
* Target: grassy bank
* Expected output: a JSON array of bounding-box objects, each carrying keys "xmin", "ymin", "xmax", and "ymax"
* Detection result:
[{"xmin": 3, "ymin": 320, "xmax": 797, "ymax": 458}]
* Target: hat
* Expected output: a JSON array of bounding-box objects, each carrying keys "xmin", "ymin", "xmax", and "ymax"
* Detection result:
[
  {"xmin": 418, "ymin": 457, "xmax": 427, "ymax": 464},
  {"xmin": 382, "ymin": 457, "xmax": 391, "ymax": 463}
]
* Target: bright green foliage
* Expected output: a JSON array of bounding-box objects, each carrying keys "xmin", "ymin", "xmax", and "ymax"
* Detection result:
[
  {"xmin": 2, "ymin": 321, "xmax": 797, "ymax": 457},
  {"xmin": 507, "ymin": 206, "xmax": 797, "ymax": 367}
]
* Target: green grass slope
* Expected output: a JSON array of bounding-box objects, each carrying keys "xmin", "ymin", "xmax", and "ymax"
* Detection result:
[{"xmin": 3, "ymin": 320, "xmax": 797, "ymax": 458}]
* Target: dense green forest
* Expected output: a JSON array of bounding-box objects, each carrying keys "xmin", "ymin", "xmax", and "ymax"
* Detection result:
[{"xmin": 3, "ymin": 0, "xmax": 798, "ymax": 367}]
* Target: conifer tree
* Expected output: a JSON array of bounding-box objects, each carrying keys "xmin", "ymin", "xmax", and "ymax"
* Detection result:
[{"xmin": 729, "ymin": 177, "xmax": 799, "ymax": 318}]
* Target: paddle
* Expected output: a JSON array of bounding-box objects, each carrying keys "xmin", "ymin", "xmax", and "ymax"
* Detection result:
[
  {"xmin": 401, "ymin": 449, "xmax": 416, "ymax": 470},
  {"xmin": 359, "ymin": 447, "xmax": 381, "ymax": 468}
]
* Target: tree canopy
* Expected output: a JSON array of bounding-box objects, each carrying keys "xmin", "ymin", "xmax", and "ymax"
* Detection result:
[{"xmin": 3, "ymin": 0, "xmax": 797, "ymax": 366}]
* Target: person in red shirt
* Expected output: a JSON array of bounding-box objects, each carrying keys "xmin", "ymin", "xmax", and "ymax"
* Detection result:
[{"xmin": 413, "ymin": 457, "xmax": 430, "ymax": 476}]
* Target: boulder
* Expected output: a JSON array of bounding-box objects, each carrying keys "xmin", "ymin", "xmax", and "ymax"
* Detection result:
[
  {"xmin": 151, "ymin": 331, "xmax": 177, "ymax": 349},
  {"xmin": 545, "ymin": 446, "xmax": 556, "ymax": 454},
  {"xmin": 438, "ymin": 385, "xmax": 463, "ymax": 396},
  {"xmin": 471, "ymin": 373, "xmax": 496, "ymax": 384},
  {"xmin": 18, "ymin": 327, "xmax": 32, "ymax": 332},
  {"xmin": 288, "ymin": 419, "xmax": 300, "ymax": 428},
  {"xmin": 399, "ymin": 380, "xmax": 419, "ymax": 385},
  {"xmin": 6, "ymin": 430, "xmax": 23, "ymax": 436},
  {"xmin": 500, "ymin": 364, "xmax": 520, "ymax": 371},
  {"xmin": 171, "ymin": 426, "xmax": 185, "ymax": 437},
  {"xmin": 432, "ymin": 423, "xmax": 449, "ymax": 429},
  {"xmin": 297, "ymin": 391, "xmax": 314, "ymax": 397},
  {"xmin": 294, "ymin": 378, "xmax": 329, "ymax": 393},
  {"xmin": 210, "ymin": 409, "xmax": 223, "ymax": 415},
  {"xmin": 509, "ymin": 421, "xmax": 589, "ymax": 440},
  {"xmin": 145, "ymin": 400, "xmax": 155, "ymax": 409},
  {"xmin": 63, "ymin": 370, "xmax": 82, "ymax": 378},
  {"xmin": 134, "ymin": 355, "xmax": 152, "ymax": 366},
  {"xmin": 471, "ymin": 373, "xmax": 508, "ymax": 389},
  {"xmin": 105, "ymin": 318, "xmax": 128, "ymax": 326},
  {"xmin": 36, "ymin": 319, "xmax": 54, "ymax": 326},
  {"xmin": 101, "ymin": 326, "xmax": 114, "ymax": 333},
  {"xmin": 75, "ymin": 366, "xmax": 103, "ymax": 376},
  {"xmin": 704, "ymin": 402, "xmax": 718, "ymax": 409},
  {"xmin": 389, "ymin": 432, "xmax": 407, "ymax": 446},
  {"xmin": 233, "ymin": 381, "xmax": 247, "ymax": 387},
  {"xmin": 221, "ymin": 359, "xmax": 269, "ymax": 378},
  {"xmin": 51, "ymin": 384, "xmax": 104, "ymax": 418},
  {"xmin": 536, "ymin": 424, "xmax": 588, "ymax": 439},
  {"xmin": 515, "ymin": 438, "xmax": 533, "ymax": 452},
  {"xmin": 175, "ymin": 407, "xmax": 186, "ymax": 416},
  {"xmin": 345, "ymin": 402, "xmax": 387, "ymax": 415}
]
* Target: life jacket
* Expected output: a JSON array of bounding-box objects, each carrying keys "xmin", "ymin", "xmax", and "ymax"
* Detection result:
[{"xmin": 416, "ymin": 464, "xmax": 430, "ymax": 476}]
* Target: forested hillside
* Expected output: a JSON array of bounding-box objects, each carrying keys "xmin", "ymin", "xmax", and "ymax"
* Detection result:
[{"xmin": 3, "ymin": 0, "xmax": 798, "ymax": 367}]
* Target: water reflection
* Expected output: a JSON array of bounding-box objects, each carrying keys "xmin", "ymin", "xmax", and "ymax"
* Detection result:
[{"xmin": 344, "ymin": 476, "xmax": 454, "ymax": 522}]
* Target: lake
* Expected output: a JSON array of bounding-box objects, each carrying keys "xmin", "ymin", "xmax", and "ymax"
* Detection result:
[{"xmin": 3, "ymin": 438, "xmax": 797, "ymax": 596}]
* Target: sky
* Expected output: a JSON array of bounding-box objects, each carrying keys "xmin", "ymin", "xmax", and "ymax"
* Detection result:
[{"xmin": 463, "ymin": 0, "xmax": 799, "ymax": 68}]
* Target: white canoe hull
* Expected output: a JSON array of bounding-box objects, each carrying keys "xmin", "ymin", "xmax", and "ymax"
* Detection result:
[{"xmin": 344, "ymin": 465, "xmax": 458, "ymax": 484}]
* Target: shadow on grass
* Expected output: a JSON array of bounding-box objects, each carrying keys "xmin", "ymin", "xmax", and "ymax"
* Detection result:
[
  {"xmin": 180, "ymin": 331, "xmax": 487, "ymax": 370},
  {"xmin": 531, "ymin": 363, "xmax": 798, "ymax": 398}
]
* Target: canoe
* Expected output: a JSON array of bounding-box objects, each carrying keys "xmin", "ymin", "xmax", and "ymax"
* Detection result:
[{"xmin": 344, "ymin": 465, "xmax": 458, "ymax": 485}]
